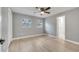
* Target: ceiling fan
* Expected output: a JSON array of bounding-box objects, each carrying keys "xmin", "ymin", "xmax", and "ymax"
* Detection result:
[{"xmin": 34, "ymin": 7, "xmax": 51, "ymax": 15}]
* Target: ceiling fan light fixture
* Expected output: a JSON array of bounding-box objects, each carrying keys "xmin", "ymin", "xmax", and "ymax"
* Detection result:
[
  {"xmin": 35, "ymin": 7, "xmax": 51, "ymax": 15},
  {"xmin": 40, "ymin": 11, "xmax": 45, "ymax": 14}
]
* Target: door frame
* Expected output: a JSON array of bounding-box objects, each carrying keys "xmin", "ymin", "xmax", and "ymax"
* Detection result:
[
  {"xmin": 0, "ymin": 7, "xmax": 1, "ymax": 39},
  {"xmin": 56, "ymin": 15, "xmax": 65, "ymax": 40}
]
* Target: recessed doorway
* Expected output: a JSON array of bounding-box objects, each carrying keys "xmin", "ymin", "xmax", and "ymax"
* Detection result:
[{"xmin": 57, "ymin": 16, "xmax": 65, "ymax": 40}]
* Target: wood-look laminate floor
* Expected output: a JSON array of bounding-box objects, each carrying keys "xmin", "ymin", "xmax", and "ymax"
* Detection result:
[{"xmin": 9, "ymin": 35, "xmax": 79, "ymax": 52}]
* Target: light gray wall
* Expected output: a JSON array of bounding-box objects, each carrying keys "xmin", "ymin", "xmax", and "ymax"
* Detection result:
[
  {"xmin": 45, "ymin": 15, "xmax": 57, "ymax": 36},
  {"xmin": 13, "ymin": 12, "xmax": 44, "ymax": 38},
  {"xmin": 1, "ymin": 7, "xmax": 8, "ymax": 51},
  {"xmin": 65, "ymin": 8, "xmax": 79, "ymax": 42},
  {"xmin": 45, "ymin": 8, "xmax": 79, "ymax": 42}
]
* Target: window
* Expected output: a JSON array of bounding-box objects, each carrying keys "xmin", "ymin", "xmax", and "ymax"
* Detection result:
[
  {"xmin": 22, "ymin": 19, "xmax": 32, "ymax": 28},
  {"xmin": 37, "ymin": 20, "xmax": 43, "ymax": 28}
]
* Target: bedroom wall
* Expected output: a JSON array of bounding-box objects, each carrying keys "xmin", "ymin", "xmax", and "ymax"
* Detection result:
[
  {"xmin": 65, "ymin": 8, "xmax": 79, "ymax": 42},
  {"xmin": 45, "ymin": 8, "xmax": 79, "ymax": 42},
  {"xmin": 13, "ymin": 12, "xmax": 44, "ymax": 38},
  {"xmin": 45, "ymin": 15, "xmax": 57, "ymax": 36}
]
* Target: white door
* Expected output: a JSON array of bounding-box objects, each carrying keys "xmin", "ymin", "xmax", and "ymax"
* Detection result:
[
  {"xmin": 0, "ymin": 7, "xmax": 1, "ymax": 39},
  {"xmin": 0, "ymin": 7, "xmax": 2, "ymax": 52},
  {"xmin": 7, "ymin": 8, "xmax": 13, "ymax": 51},
  {"xmin": 57, "ymin": 16, "xmax": 65, "ymax": 40}
]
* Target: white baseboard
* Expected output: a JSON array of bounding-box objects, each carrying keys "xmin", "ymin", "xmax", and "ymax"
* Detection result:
[
  {"xmin": 48, "ymin": 34, "xmax": 79, "ymax": 45},
  {"xmin": 66, "ymin": 39, "xmax": 79, "ymax": 45},
  {"xmin": 7, "ymin": 34, "xmax": 46, "ymax": 52},
  {"xmin": 13, "ymin": 34, "xmax": 46, "ymax": 40},
  {"xmin": 8, "ymin": 34, "xmax": 79, "ymax": 52},
  {"xmin": 47, "ymin": 34, "xmax": 57, "ymax": 39}
]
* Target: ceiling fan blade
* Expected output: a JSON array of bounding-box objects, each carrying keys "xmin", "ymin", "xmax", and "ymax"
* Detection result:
[
  {"xmin": 45, "ymin": 12, "xmax": 50, "ymax": 14},
  {"xmin": 45, "ymin": 7, "xmax": 51, "ymax": 10},
  {"xmin": 40, "ymin": 8, "xmax": 45, "ymax": 11}
]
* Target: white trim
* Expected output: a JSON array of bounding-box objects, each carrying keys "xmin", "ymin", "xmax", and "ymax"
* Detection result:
[
  {"xmin": 57, "ymin": 15, "xmax": 65, "ymax": 40},
  {"xmin": 47, "ymin": 34, "xmax": 57, "ymax": 38},
  {"xmin": 66, "ymin": 39, "xmax": 79, "ymax": 45},
  {"xmin": 7, "ymin": 34, "xmax": 46, "ymax": 51},
  {"xmin": 7, "ymin": 8, "xmax": 13, "ymax": 52},
  {"xmin": 0, "ymin": 7, "xmax": 2, "ymax": 39},
  {"xmin": 48, "ymin": 34, "xmax": 79, "ymax": 45},
  {"xmin": 8, "ymin": 34, "xmax": 79, "ymax": 52},
  {"xmin": 13, "ymin": 34, "xmax": 46, "ymax": 40}
]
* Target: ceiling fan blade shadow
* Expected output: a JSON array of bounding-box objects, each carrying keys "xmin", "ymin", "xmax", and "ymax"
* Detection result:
[
  {"xmin": 45, "ymin": 7, "xmax": 51, "ymax": 10},
  {"xmin": 45, "ymin": 12, "xmax": 50, "ymax": 14}
]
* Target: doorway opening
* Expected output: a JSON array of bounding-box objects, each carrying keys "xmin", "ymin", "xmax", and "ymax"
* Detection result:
[{"xmin": 57, "ymin": 16, "xmax": 65, "ymax": 40}]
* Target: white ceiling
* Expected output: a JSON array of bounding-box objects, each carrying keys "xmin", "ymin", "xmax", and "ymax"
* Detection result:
[{"xmin": 11, "ymin": 7, "xmax": 76, "ymax": 18}]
